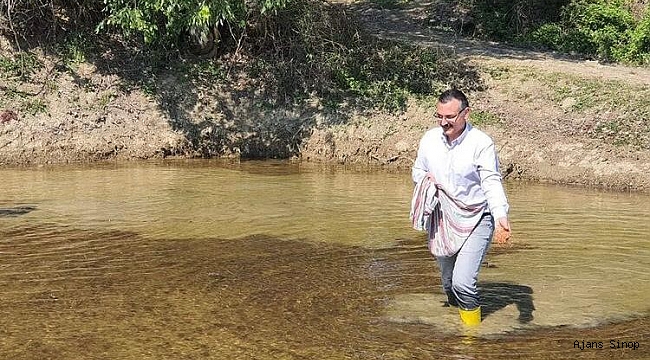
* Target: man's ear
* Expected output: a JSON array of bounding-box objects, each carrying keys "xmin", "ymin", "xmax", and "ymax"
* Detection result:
[{"xmin": 463, "ymin": 107, "xmax": 471, "ymax": 120}]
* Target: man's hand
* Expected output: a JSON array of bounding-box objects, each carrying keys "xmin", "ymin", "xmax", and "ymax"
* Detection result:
[
  {"xmin": 493, "ymin": 217, "xmax": 511, "ymax": 245},
  {"xmin": 497, "ymin": 217, "xmax": 510, "ymax": 232}
]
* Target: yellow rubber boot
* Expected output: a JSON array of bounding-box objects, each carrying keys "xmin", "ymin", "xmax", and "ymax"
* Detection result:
[{"xmin": 459, "ymin": 306, "xmax": 481, "ymax": 326}]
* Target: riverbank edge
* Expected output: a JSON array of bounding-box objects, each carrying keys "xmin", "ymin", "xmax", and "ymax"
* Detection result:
[
  {"xmin": 1, "ymin": 103, "xmax": 649, "ymax": 195},
  {"xmin": 1, "ymin": 47, "xmax": 649, "ymax": 194}
]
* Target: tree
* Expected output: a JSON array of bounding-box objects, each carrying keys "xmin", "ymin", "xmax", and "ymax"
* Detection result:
[{"xmin": 97, "ymin": 0, "xmax": 289, "ymax": 51}]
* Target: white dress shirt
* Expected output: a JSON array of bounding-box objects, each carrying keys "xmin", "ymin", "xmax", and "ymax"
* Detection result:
[{"xmin": 411, "ymin": 123, "xmax": 509, "ymax": 220}]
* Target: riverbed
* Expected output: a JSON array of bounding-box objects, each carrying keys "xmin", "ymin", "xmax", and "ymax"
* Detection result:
[{"xmin": 0, "ymin": 160, "xmax": 648, "ymax": 359}]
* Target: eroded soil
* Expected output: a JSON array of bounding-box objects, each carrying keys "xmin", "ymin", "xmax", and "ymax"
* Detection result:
[{"xmin": 1, "ymin": 0, "xmax": 650, "ymax": 193}]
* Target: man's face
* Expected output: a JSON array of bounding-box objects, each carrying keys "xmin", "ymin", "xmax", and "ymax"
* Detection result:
[{"xmin": 435, "ymin": 99, "xmax": 468, "ymax": 142}]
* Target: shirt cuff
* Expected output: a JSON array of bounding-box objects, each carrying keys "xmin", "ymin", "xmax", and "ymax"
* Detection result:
[{"xmin": 490, "ymin": 206, "xmax": 508, "ymax": 220}]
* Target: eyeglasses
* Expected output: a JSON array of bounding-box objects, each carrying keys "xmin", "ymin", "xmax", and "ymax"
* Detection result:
[{"xmin": 435, "ymin": 107, "xmax": 467, "ymax": 122}]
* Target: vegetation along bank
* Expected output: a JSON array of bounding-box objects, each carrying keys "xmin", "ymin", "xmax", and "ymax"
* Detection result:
[{"xmin": 1, "ymin": 0, "xmax": 650, "ymax": 192}]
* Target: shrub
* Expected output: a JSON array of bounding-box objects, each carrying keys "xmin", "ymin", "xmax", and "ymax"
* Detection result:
[
  {"xmin": 465, "ymin": 0, "xmax": 568, "ymax": 40},
  {"xmin": 0, "ymin": 0, "xmax": 103, "ymax": 45},
  {"xmin": 624, "ymin": 12, "xmax": 650, "ymax": 63},
  {"xmin": 0, "ymin": 51, "xmax": 41, "ymax": 79},
  {"xmin": 97, "ymin": 0, "xmax": 285, "ymax": 48},
  {"xmin": 529, "ymin": 23, "xmax": 565, "ymax": 49},
  {"xmin": 245, "ymin": 0, "xmax": 482, "ymax": 111},
  {"xmin": 563, "ymin": 0, "xmax": 633, "ymax": 59},
  {"xmin": 527, "ymin": 0, "xmax": 650, "ymax": 63}
]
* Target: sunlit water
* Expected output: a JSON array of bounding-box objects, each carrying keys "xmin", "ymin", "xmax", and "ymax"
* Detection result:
[{"xmin": 1, "ymin": 160, "xmax": 648, "ymax": 359}]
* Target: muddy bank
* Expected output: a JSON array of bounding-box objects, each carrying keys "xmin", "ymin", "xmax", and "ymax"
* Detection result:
[
  {"xmin": 1, "ymin": 88, "xmax": 649, "ymax": 194},
  {"xmin": 1, "ymin": 40, "xmax": 649, "ymax": 193}
]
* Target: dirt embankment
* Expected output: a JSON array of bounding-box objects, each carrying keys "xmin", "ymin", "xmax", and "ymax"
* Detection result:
[
  {"xmin": 1, "ymin": 3, "xmax": 650, "ymax": 193},
  {"xmin": 351, "ymin": 1, "xmax": 650, "ymax": 192}
]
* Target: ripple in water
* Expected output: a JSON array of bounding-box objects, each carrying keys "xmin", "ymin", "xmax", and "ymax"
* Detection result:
[{"xmin": 0, "ymin": 161, "xmax": 648, "ymax": 358}]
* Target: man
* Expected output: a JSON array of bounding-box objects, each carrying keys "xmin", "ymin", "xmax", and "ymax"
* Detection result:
[{"xmin": 411, "ymin": 89, "xmax": 511, "ymax": 326}]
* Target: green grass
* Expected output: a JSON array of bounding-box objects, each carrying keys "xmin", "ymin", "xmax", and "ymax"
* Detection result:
[
  {"xmin": 0, "ymin": 52, "xmax": 41, "ymax": 79},
  {"xmin": 2, "ymin": 86, "xmax": 30, "ymax": 99},
  {"xmin": 189, "ymin": 61, "xmax": 226, "ymax": 84},
  {"xmin": 470, "ymin": 110, "xmax": 503, "ymax": 127},
  {"xmin": 542, "ymin": 73, "xmax": 649, "ymax": 148},
  {"xmin": 56, "ymin": 32, "xmax": 96, "ymax": 72},
  {"xmin": 484, "ymin": 65, "xmax": 511, "ymax": 80},
  {"xmin": 488, "ymin": 65, "xmax": 650, "ymax": 149},
  {"xmin": 99, "ymin": 92, "xmax": 117, "ymax": 110},
  {"xmin": 22, "ymin": 99, "xmax": 47, "ymax": 115},
  {"xmin": 551, "ymin": 80, "xmax": 604, "ymax": 112}
]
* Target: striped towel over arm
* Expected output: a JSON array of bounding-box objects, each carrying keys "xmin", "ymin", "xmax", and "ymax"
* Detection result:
[{"xmin": 409, "ymin": 177, "xmax": 486, "ymax": 257}]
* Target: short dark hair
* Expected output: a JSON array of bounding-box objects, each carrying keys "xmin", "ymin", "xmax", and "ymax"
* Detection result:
[{"xmin": 438, "ymin": 89, "xmax": 469, "ymax": 111}]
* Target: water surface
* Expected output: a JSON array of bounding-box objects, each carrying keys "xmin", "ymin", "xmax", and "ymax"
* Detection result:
[{"xmin": 0, "ymin": 160, "xmax": 648, "ymax": 359}]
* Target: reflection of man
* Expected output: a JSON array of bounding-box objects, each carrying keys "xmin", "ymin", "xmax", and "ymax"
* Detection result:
[{"xmin": 411, "ymin": 89, "xmax": 511, "ymax": 326}]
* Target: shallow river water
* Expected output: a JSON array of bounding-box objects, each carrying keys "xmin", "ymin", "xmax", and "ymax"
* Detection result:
[{"xmin": 0, "ymin": 160, "xmax": 648, "ymax": 359}]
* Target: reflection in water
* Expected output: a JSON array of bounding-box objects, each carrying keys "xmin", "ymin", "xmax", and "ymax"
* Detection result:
[{"xmin": 0, "ymin": 160, "xmax": 648, "ymax": 359}]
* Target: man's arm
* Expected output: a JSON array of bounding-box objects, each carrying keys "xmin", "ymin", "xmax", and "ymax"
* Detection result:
[
  {"xmin": 412, "ymin": 136, "xmax": 429, "ymax": 185},
  {"xmin": 476, "ymin": 142, "xmax": 510, "ymax": 232}
]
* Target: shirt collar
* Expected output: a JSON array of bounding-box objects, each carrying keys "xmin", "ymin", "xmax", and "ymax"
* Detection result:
[{"xmin": 440, "ymin": 122, "xmax": 472, "ymax": 148}]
